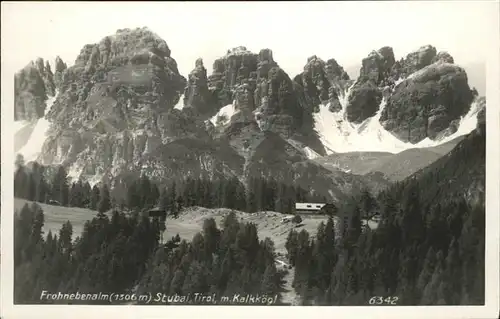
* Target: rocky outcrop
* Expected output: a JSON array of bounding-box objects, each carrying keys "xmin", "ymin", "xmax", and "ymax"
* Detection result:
[
  {"xmin": 343, "ymin": 44, "xmax": 475, "ymax": 143},
  {"xmin": 345, "ymin": 47, "xmax": 395, "ymax": 123},
  {"xmin": 37, "ymin": 27, "xmax": 189, "ymax": 181},
  {"xmin": 14, "ymin": 58, "xmax": 56, "ymax": 121},
  {"xmin": 183, "ymin": 58, "xmax": 216, "ymax": 116},
  {"xmin": 398, "ymin": 45, "xmax": 437, "ymax": 78},
  {"xmin": 380, "ymin": 63, "xmax": 474, "ymax": 143},
  {"xmin": 53, "ymin": 56, "xmax": 67, "ymax": 90},
  {"xmin": 35, "ymin": 34, "xmax": 331, "ymax": 184},
  {"xmin": 476, "ymin": 97, "xmax": 486, "ymax": 135},
  {"xmin": 359, "ymin": 47, "xmax": 395, "ymax": 85},
  {"xmin": 346, "ymin": 81, "xmax": 382, "ymax": 123},
  {"xmin": 207, "ymin": 46, "xmax": 259, "ymax": 107},
  {"xmin": 205, "ymin": 47, "xmax": 325, "ymax": 155},
  {"xmin": 35, "ymin": 58, "xmax": 56, "ymax": 97},
  {"xmin": 432, "ymin": 51, "xmax": 454, "ymax": 64},
  {"xmin": 294, "ymin": 56, "xmax": 350, "ymax": 113}
]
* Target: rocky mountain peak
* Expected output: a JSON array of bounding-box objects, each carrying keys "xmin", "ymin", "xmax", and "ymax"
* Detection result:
[
  {"xmin": 343, "ymin": 44, "xmax": 475, "ymax": 144},
  {"xmin": 183, "ymin": 58, "xmax": 213, "ymax": 116},
  {"xmin": 432, "ymin": 51, "xmax": 454, "ymax": 64},
  {"xmin": 399, "ymin": 44, "xmax": 437, "ymax": 77},
  {"xmin": 53, "ymin": 56, "xmax": 67, "ymax": 89},
  {"xmin": 14, "ymin": 58, "xmax": 56, "ymax": 121},
  {"xmin": 325, "ymin": 58, "xmax": 350, "ymax": 82},
  {"xmin": 31, "ymin": 28, "xmax": 188, "ymax": 180},
  {"xmin": 359, "ymin": 46, "xmax": 395, "ymax": 85},
  {"xmin": 258, "ymin": 48, "xmax": 274, "ymax": 63},
  {"xmin": 226, "ymin": 46, "xmax": 253, "ymax": 57},
  {"xmin": 14, "ymin": 30, "xmax": 483, "ymax": 194},
  {"xmin": 294, "ymin": 54, "xmax": 352, "ymax": 113}
]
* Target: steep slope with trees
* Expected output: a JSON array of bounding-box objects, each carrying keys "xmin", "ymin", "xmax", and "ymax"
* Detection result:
[{"xmin": 285, "ymin": 126, "xmax": 485, "ymax": 305}]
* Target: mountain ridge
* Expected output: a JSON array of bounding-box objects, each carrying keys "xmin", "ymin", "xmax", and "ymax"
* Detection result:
[{"xmin": 12, "ymin": 27, "xmax": 486, "ymax": 200}]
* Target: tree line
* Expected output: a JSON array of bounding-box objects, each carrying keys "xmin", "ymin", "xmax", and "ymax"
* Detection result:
[
  {"xmin": 284, "ymin": 177, "xmax": 485, "ymax": 305},
  {"xmin": 14, "ymin": 203, "xmax": 286, "ymax": 305},
  {"xmin": 14, "ymin": 157, "xmax": 328, "ymax": 216}
]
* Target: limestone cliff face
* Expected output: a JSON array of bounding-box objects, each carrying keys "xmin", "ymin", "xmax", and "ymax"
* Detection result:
[
  {"xmin": 380, "ymin": 62, "xmax": 473, "ymax": 143},
  {"xmin": 343, "ymin": 45, "xmax": 475, "ymax": 143},
  {"xmin": 30, "ymin": 30, "xmax": 326, "ymax": 188},
  {"xmin": 38, "ymin": 28, "xmax": 214, "ymax": 182},
  {"xmin": 14, "ymin": 58, "xmax": 56, "ymax": 121},
  {"xmin": 294, "ymin": 56, "xmax": 351, "ymax": 113},
  {"xmin": 203, "ymin": 46, "xmax": 327, "ymax": 158},
  {"xmin": 183, "ymin": 58, "xmax": 217, "ymax": 117}
]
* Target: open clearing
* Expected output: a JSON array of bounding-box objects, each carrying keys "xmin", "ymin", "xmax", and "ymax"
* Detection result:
[
  {"xmin": 13, "ymin": 198, "xmax": 330, "ymax": 254},
  {"xmin": 13, "ymin": 198, "xmax": 334, "ymax": 305}
]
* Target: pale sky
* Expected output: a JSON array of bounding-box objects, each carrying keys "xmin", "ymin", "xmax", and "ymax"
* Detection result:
[{"xmin": 1, "ymin": 1, "xmax": 497, "ymax": 82}]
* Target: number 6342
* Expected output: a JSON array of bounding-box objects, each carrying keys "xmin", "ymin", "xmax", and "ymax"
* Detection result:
[{"xmin": 368, "ymin": 296, "xmax": 399, "ymax": 305}]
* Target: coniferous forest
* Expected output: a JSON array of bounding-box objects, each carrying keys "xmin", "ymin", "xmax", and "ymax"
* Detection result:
[{"xmin": 12, "ymin": 129, "xmax": 485, "ymax": 306}]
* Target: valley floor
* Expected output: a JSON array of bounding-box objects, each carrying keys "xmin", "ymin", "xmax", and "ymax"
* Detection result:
[{"xmin": 13, "ymin": 198, "xmax": 331, "ymax": 305}]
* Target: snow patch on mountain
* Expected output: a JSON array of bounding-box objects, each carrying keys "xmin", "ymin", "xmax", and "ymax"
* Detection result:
[
  {"xmin": 286, "ymin": 138, "xmax": 322, "ymax": 161},
  {"xmin": 439, "ymin": 97, "xmax": 483, "ymax": 144},
  {"xmin": 313, "ymin": 83, "xmax": 481, "ymax": 154},
  {"xmin": 210, "ymin": 101, "xmax": 238, "ymax": 126},
  {"xmin": 303, "ymin": 147, "xmax": 321, "ymax": 160},
  {"xmin": 174, "ymin": 95, "xmax": 185, "ymax": 110},
  {"xmin": 16, "ymin": 93, "xmax": 58, "ymax": 162}
]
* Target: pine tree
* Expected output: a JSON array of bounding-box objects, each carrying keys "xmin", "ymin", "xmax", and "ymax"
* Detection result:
[
  {"xmin": 285, "ymin": 229, "xmax": 299, "ymax": 265},
  {"xmin": 264, "ymin": 178, "xmax": 277, "ymax": 211},
  {"xmin": 202, "ymin": 218, "xmax": 220, "ymax": 257},
  {"xmin": 222, "ymin": 178, "xmax": 236, "ymax": 209},
  {"xmin": 261, "ymin": 264, "xmax": 279, "ymax": 297},
  {"xmin": 58, "ymin": 221, "xmax": 73, "ymax": 254},
  {"xmin": 126, "ymin": 180, "xmax": 139, "ymax": 210},
  {"xmin": 169, "ymin": 181, "xmax": 178, "ymax": 216},
  {"xmin": 182, "ymin": 261, "xmax": 210, "ymax": 295},
  {"xmin": 234, "ymin": 179, "xmax": 247, "ymax": 211},
  {"xmin": 29, "ymin": 203, "xmax": 45, "ymax": 254},
  {"xmin": 345, "ymin": 257, "xmax": 359, "ymax": 302},
  {"xmin": 170, "ymin": 269, "xmax": 185, "ymax": 295},
  {"xmin": 98, "ymin": 184, "xmax": 111, "ymax": 213},
  {"xmin": 50, "ymin": 166, "xmax": 70, "ymax": 206},
  {"xmin": 90, "ymin": 185, "xmax": 100, "ymax": 210},
  {"xmin": 14, "ymin": 164, "xmax": 29, "ymax": 199},
  {"xmin": 36, "ymin": 172, "xmax": 49, "ymax": 203},
  {"xmin": 82, "ymin": 182, "xmax": 92, "ymax": 208},
  {"xmin": 401, "ymin": 181, "xmax": 425, "ymax": 246},
  {"xmin": 69, "ymin": 183, "xmax": 77, "ymax": 207},
  {"xmin": 444, "ymin": 238, "xmax": 462, "ymax": 304},
  {"xmin": 360, "ymin": 189, "xmax": 377, "ymax": 217},
  {"xmin": 183, "ymin": 177, "xmax": 196, "ymax": 207},
  {"xmin": 246, "ymin": 177, "xmax": 257, "ymax": 213},
  {"xmin": 176, "ymin": 196, "xmax": 184, "ymax": 217},
  {"xmin": 148, "ymin": 182, "xmax": 160, "ymax": 209},
  {"xmin": 416, "ymin": 247, "xmax": 437, "ymax": 294},
  {"xmin": 344, "ymin": 203, "xmax": 362, "ymax": 256},
  {"xmin": 159, "ymin": 187, "xmax": 169, "ymax": 211},
  {"xmin": 139, "ymin": 175, "xmax": 151, "ymax": 208},
  {"xmin": 215, "ymin": 179, "xmax": 224, "ymax": 208},
  {"xmin": 202, "ymin": 177, "xmax": 213, "ymax": 208},
  {"xmin": 420, "ymin": 251, "xmax": 445, "ymax": 304},
  {"xmin": 275, "ymin": 182, "xmax": 286, "ymax": 213}
]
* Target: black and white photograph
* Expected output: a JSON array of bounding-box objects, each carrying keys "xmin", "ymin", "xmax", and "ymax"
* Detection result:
[{"xmin": 1, "ymin": 1, "xmax": 499, "ymax": 319}]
